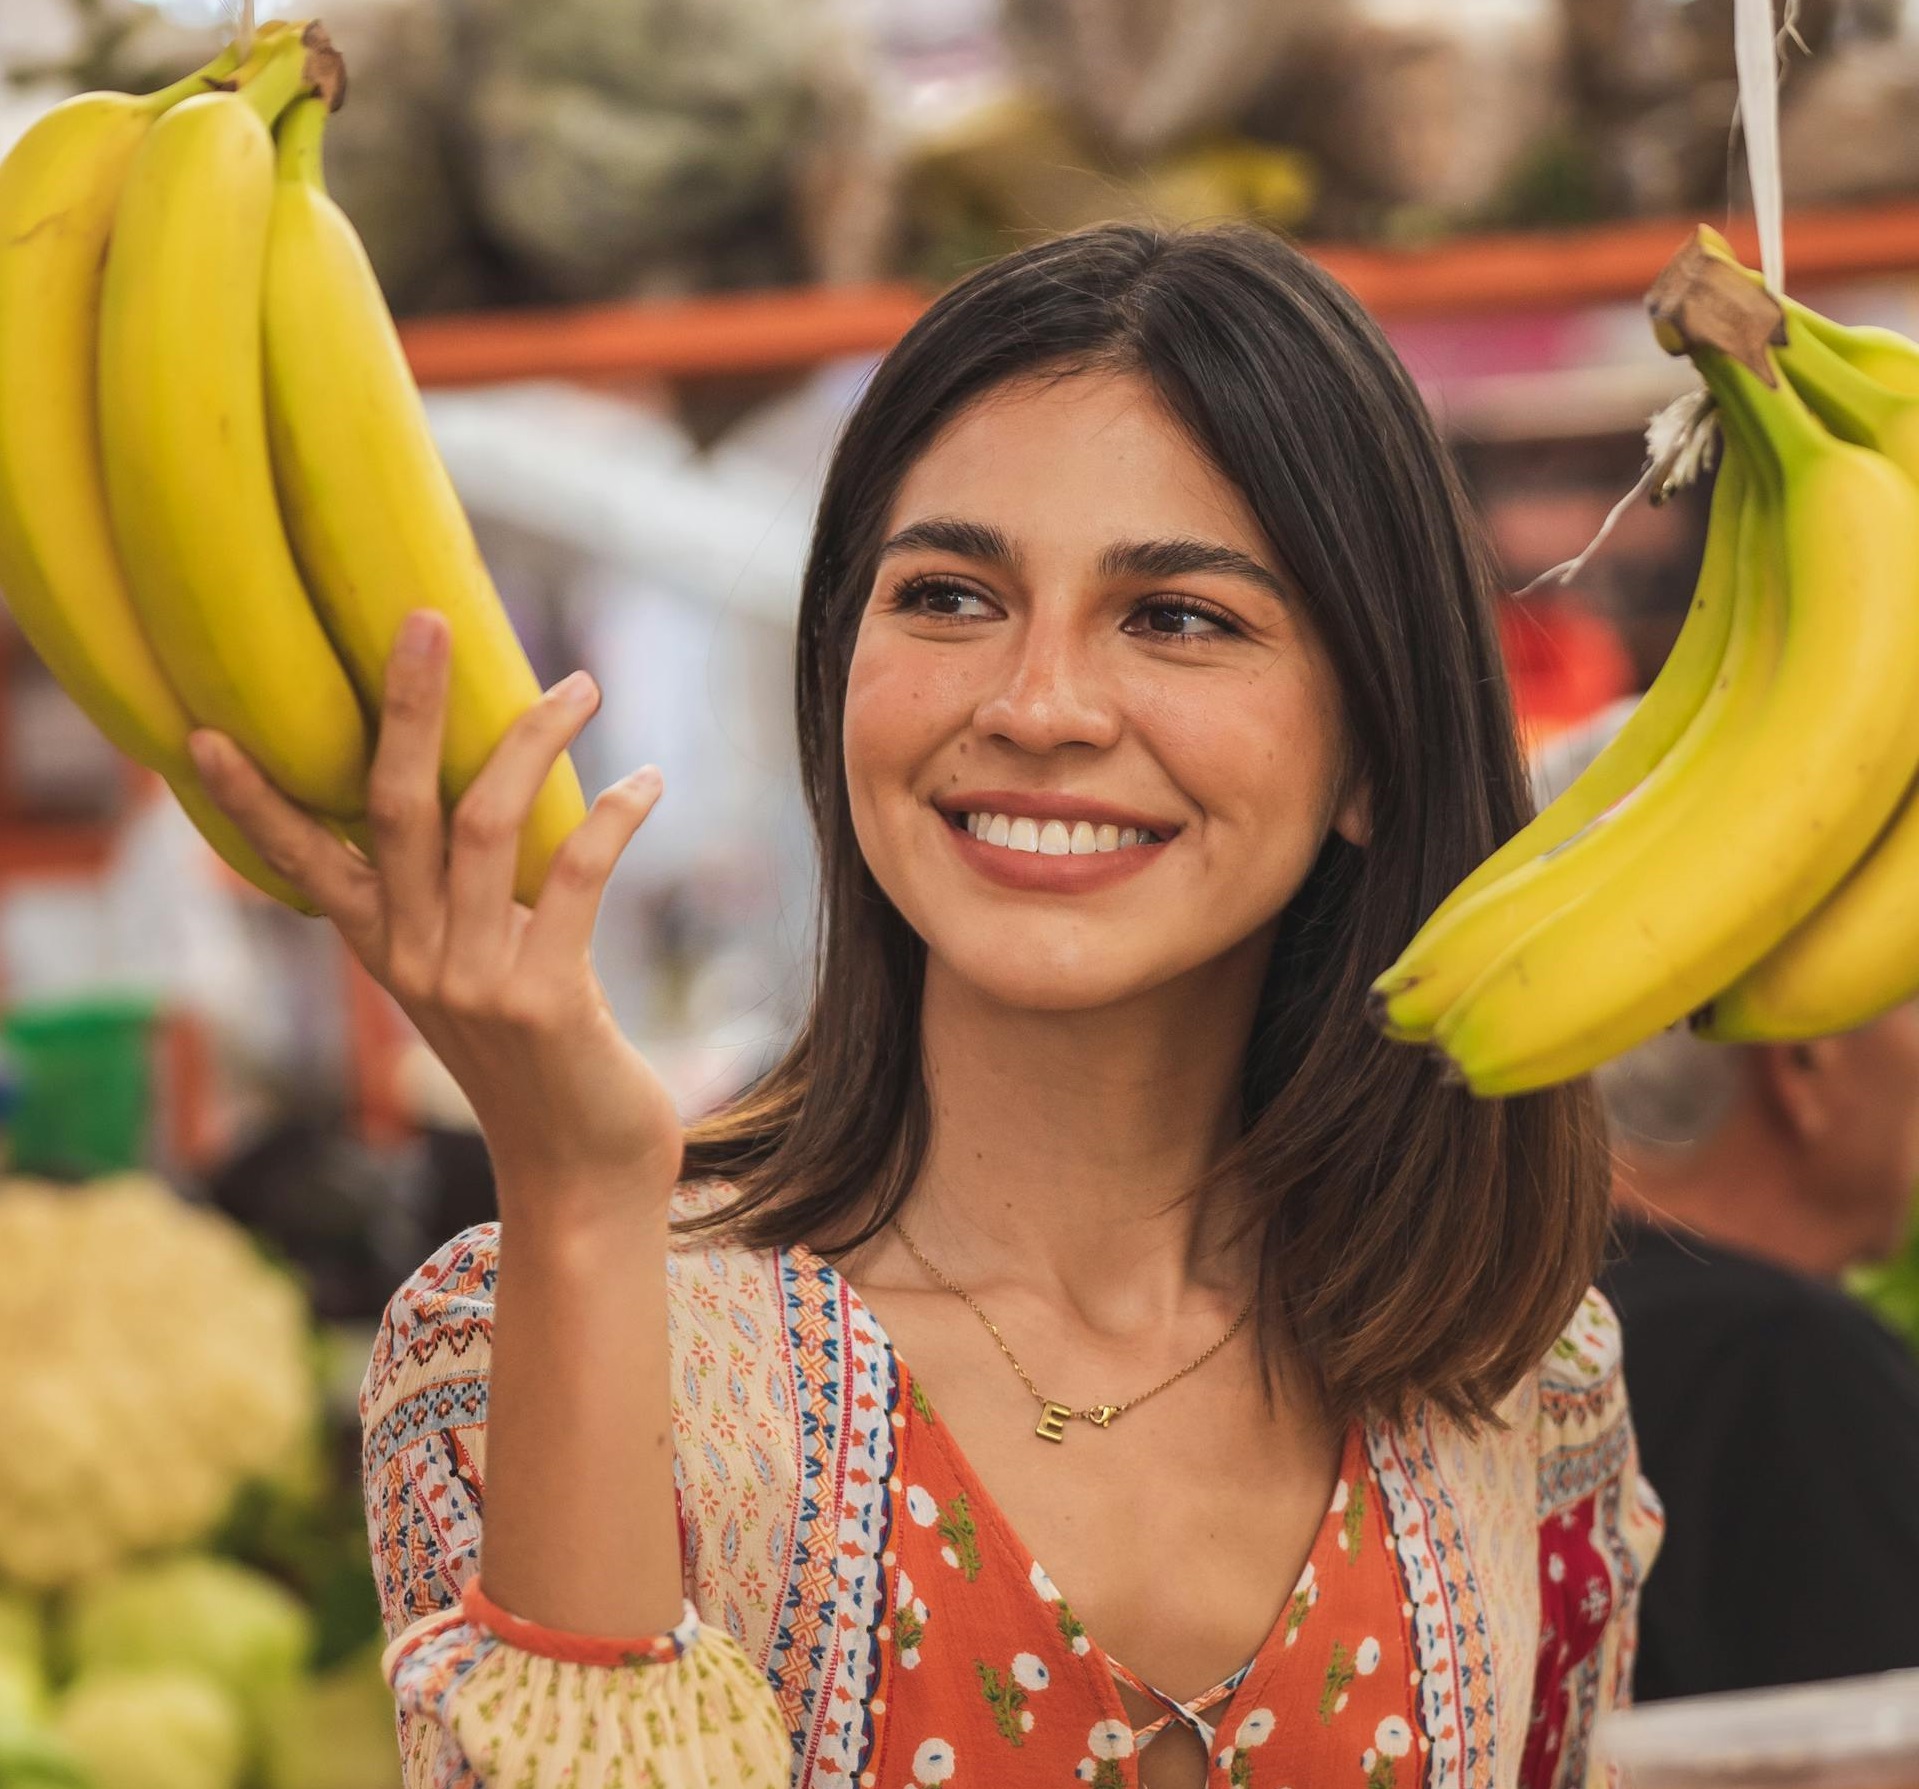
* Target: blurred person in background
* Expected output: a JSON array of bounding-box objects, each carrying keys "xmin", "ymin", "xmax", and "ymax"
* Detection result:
[
  {"xmin": 198, "ymin": 225, "xmax": 1659, "ymax": 1789},
  {"xmin": 1537, "ymin": 709, "xmax": 1919, "ymax": 1703}
]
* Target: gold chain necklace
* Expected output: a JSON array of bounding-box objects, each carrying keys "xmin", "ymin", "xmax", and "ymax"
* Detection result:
[{"xmin": 891, "ymin": 1218, "xmax": 1256, "ymax": 1444}]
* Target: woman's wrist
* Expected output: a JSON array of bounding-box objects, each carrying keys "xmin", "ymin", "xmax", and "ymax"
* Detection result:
[{"xmin": 489, "ymin": 1156, "xmax": 680, "ymax": 1249}]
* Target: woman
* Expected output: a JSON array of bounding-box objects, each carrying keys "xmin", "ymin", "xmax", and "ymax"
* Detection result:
[{"xmin": 194, "ymin": 224, "xmax": 1661, "ymax": 1789}]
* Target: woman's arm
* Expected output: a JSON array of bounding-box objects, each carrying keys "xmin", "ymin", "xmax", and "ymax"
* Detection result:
[
  {"xmin": 362, "ymin": 1226, "xmax": 789, "ymax": 1789},
  {"xmin": 482, "ymin": 1192, "xmax": 681, "ymax": 1633}
]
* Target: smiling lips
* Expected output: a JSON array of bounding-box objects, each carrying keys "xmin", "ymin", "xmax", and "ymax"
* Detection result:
[
  {"xmin": 937, "ymin": 797, "xmax": 1174, "ymax": 891},
  {"xmin": 961, "ymin": 811, "xmax": 1162, "ymax": 854}
]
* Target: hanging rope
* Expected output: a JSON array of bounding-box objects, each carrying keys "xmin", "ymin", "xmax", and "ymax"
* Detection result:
[
  {"xmin": 234, "ymin": 0, "xmax": 257, "ymax": 62},
  {"xmin": 1734, "ymin": 0, "xmax": 1788, "ymax": 291},
  {"xmin": 1527, "ymin": 0, "xmax": 1800, "ymax": 591}
]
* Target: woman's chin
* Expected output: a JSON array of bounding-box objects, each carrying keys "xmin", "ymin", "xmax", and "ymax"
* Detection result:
[{"xmin": 925, "ymin": 939, "xmax": 1183, "ymax": 1016}]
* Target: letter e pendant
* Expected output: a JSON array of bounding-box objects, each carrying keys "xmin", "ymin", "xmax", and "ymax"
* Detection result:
[{"xmin": 1035, "ymin": 1401, "xmax": 1072, "ymax": 1443}]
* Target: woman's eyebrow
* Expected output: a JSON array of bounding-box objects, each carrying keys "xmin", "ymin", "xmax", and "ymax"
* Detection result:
[
  {"xmin": 877, "ymin": 517, "xmax": 1023, "ymax": 568},
  {"xmin": 1098, "ymin": 537, "xmax": 1291, "ymax": 603}
]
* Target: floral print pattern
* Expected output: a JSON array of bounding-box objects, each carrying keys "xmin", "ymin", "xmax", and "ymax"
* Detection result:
[
  {"xmin": 878, "ymin": 1375, "xmax": 1424, "ymax": 1787},
  {"xmin": 365, "ymin": 1213, "xmax": 1659, "ymax": 1789}
]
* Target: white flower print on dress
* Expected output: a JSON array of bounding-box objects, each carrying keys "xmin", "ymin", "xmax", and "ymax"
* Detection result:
[
  {"xmin": 906, "ymin": 1486, "xmax": 939, "ymax": 1527},
  {"xmin": 1030, "ymin": 1561, "xmax": 1061, "ymax": 1601},
  {"xmin": 1087, "ymin": 1719, "xmax": 1135, "ymax": 1760},
  {"xmin": 1234, "ymin": 1709, "xmax": 1276, "ymax": 1749},
  {"xmin": 1375, "ymin": 1716, "xmax": 1414, "ymax": 1759},
  {"xmin": 940, "ymin": 1545, "xmax": 961, "ymax": 1570},
  {"xmin": 1011, "ymin": 1652, "xmax": 1050, "ymax": 1692},
  {"xmin": 1356, "ymin": 1637, "xmax": 1382, "ymax": 1676},
  {"xmin": 912, "ymin": 1737, "xmax": 956, "ymax": 1783}
]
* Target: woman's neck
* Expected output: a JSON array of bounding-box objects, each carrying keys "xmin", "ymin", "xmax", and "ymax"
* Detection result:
[{"xmin": 894, "ymin": 937, "xmax": 1268, "ymax": 1328}]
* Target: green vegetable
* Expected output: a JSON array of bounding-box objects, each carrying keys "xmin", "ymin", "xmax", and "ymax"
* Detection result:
[
  {"xmin": 0, "ymin": 1721, "xmax": 90, "ymax": 1789},
  {"xmin": 259, "ymin": 1646, "xmax": 402, "ymax": 1789},
  {"xmin": 67, "ymin": 1557, "xmax": 311, "ymax": 1763},
  {"xmin": 1854, "ymin": 1216, "xmax": 1919, "ymax": 1354},
  {"xmin": 0, "ymin": 1596, "xmax": 42, "ymax": 1683},
  {"xmin": 0, "ymin": 1656, "xmax": 45, "ymax": 1733},
  {"xmin": 54, "ymin": 1669, "xmax": 243, "ymax": 1789}
]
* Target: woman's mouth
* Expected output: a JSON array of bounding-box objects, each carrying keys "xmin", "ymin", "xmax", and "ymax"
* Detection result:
[
  {"xmin": 948, "ymin": 810, "xmax": 1166, "ymax": 855},
  {"xmin": 936, "ymin": 802, "xmax": 1174, "ymax": 893}
]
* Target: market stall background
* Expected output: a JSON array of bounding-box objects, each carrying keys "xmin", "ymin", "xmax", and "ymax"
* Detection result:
[{"xmin": 0, "ymin": 0, "xmax": 1917, "ymax": 1784}]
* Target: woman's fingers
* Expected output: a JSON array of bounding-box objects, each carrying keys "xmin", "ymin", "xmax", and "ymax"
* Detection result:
[
  {"xmin": 367, "ymin": 612, "xmax": 453, "ymax": 981},
  {"xmin": 441, "ymin": 671, "xmax": 601, "ymax": 991},
  {"xmin": 187, "ymin": 730, "xmax": 381, "ymax": 948},
  {"xmin": 517, "ymin": 768, "xmax": 664, "ymax": 982}
]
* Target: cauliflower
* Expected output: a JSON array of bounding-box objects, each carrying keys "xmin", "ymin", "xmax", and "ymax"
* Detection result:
[
  {"xmin": 67, "ymin": 1557, "xmax": 311, "ymax": 1762},
  {"xmin": 53, "ymin": 1669, "xmax": 243, "ymax": 1789},
  {"xmin": 0, "ymin": 1177, "xmax": 317, "ymax": 1587}
]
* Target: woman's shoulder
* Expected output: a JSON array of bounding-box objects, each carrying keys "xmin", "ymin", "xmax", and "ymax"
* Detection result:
[
  {"xmin": 1529, "ymin": 1285, "xmax": 1659, "ymax": 1530},
  {"xmin": 1534, "ymin": 1284, "xmax": 1626, "ymax": 1430}
]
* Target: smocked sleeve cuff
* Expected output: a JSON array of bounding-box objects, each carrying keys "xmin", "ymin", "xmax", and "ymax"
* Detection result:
[{"xmin": 384, "ymin": 1594, "xmax": 789, "ymax": 1788}]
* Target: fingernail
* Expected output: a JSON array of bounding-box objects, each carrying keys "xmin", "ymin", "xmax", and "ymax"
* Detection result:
[
  {"xmin": 552, "ymin": 670, "xmax": 597, "ymax": 707},
  {"xmin": 398, "ymin": 611, "xmax": 443, "ymax": 659},
  {"xmin": 186, "ymin": 730, "xmax": 221, "ymax": 774}
]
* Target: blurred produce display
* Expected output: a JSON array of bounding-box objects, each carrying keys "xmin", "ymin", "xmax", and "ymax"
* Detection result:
[
  {"xmin": 0, "ymin": 1176, "xmax": 313, "ymax": 1587},
  {"xmin": 13, "ymin": 0, "xmax": 890, "ymax": 311},
  {"xmin": 0, "ymin": 1174, "xmax": 398, "ymax": 1789}
]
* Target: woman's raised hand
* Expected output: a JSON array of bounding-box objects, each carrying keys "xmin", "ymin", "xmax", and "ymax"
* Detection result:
[{"xmin": 188, "ymin": 609, "xmax": 683, "ymax": 1219}]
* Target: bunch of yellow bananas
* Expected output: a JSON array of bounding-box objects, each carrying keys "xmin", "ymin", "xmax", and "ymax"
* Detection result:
[
  {"xmin": 0, "ymin": 23, "xmax": 584, "ymax": 911},
  {"xmin": 1374, "ymin": 229, "xmax": 1919, "ymax": 1095}
]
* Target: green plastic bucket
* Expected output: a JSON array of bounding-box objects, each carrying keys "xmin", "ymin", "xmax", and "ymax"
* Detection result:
[{"xmin": 2, "ymin": 996, "xmax": 159, "ymax": 1179}]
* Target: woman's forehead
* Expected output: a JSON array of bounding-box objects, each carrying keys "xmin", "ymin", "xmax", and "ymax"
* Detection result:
[{"xmin": 884, "ymin": 368, "xmax": 1274, "ymax": 567}]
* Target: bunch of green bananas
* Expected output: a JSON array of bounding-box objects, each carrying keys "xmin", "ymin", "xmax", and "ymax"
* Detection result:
[
  {"xmin": 1374, "ymin": 229, "xmax": 1919, "ymax": 1095},
  {"xmin": 0, "ymin": 23, "xmax": 585, "ymax": 911}
]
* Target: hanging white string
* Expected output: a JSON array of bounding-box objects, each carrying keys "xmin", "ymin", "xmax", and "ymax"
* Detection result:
[
  {"xmin": 233, "ymin": 0, "xmax": 257, "ymax": 62},
  {"xmin": 1525, "ymin": 0, "xmax": 1799, "ymax": 592},
  {"xmin": 1734, "ymin": 0, "xmax": 1788, "ymax": 292}
]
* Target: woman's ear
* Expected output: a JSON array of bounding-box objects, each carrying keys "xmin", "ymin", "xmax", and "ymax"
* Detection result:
[{"xmin": 1333, "ymin": 775, "xmax": 1372, "ymax": 849}]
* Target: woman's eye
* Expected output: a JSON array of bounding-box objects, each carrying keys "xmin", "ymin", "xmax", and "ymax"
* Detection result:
[
  {"xmin": 1129, "ymin": 600, "xmax": 1239, "ymax": 640},
  {"xmin": 892, "ymin": 577, "xmax": 994, "ymax": 620}
]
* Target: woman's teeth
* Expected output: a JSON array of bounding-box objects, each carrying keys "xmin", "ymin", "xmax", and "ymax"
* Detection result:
[{"xmin": 960, "ymin": 813, "xmax": 1159, "ymax": 854}]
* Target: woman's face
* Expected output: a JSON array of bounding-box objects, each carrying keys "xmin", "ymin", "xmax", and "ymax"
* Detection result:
[{"xmin": 842, "ymin": 367, "xmax": 1368, "ymax": 1013}]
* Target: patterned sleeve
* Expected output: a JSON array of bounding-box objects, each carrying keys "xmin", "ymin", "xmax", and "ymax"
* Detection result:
[
  {"xmin": 1522, "ymin": 1288, "xmax": 1666, "ymax": 1789},
  {"xmin": 359, "ymin": 1224, "xmax": 790, "ymax": 1789}
]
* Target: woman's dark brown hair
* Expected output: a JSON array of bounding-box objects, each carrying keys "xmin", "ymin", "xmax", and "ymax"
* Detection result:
[{"xmin": 682, "ymin": 221, "xmax": 1610, "ymax": 1429}]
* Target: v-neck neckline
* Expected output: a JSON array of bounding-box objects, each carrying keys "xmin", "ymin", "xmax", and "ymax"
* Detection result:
[{"xmin": 792, "ymin": 1241, "xmax": 1367, "ymax": 1772}]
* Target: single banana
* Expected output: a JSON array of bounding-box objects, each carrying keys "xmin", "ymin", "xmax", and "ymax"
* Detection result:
[
  {"xmin": 0, "ymin": 50, "xmax": 313, "ymax": 911},
  {"xmin": 99, "ymin": 27, "xmax": 369, "ymax": 821},
  {"xmin": 1371, "ymin": 447, "xmax": 1749, "ymax": 1041},
  {"xmin": 1438, "ymin": 350, "xmax": 1919, "ymax": 1095},
  {"xmin": 1701, "ymin": 316, "xmax": 1919, "ymax": 1039},
  {"xmin": 263, "ymin": 97, "xmax": 586, "ymax": 901}
]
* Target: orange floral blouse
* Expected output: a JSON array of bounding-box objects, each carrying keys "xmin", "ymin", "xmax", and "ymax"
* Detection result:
[
  {"xmin": 885, "ymin": 1376, "xmax": 1419, "ymax": 1789},
  {"xmin": 362, "ymin": 1185, "xmax": 1663, "ymax": 1789}
]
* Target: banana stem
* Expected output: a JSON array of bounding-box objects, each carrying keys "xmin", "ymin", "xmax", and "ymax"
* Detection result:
[
  {"xmin": 234, "ymin": 28, "xmax": 317, "ymax": 128},
  {"xmin": 1694, "ymin": 350, "xmax": 1783, "ymax": 501},
  {"xmin": 275, "ymin": 96, "xmax": 330, "ymax": 192},
  {"xmin": 136, "ymin": 40, "xmax": 246, "ymax": 113}
]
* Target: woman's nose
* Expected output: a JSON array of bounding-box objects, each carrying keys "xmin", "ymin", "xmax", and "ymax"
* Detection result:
[{"xmin": 971, "ymin": 620, "xmax": 1122, "ymax": 754}]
